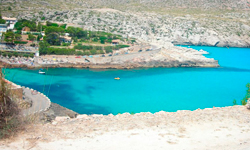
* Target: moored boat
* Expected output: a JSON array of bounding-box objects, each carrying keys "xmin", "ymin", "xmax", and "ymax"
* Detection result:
[{"xmin": 39, "ymin": 69, "xmax": 45, "ymax": 74}]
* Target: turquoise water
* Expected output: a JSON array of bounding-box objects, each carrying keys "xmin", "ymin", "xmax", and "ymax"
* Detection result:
[{"xmin": 3, "ymin": 46, "xmax": 250, "ymax": 115}]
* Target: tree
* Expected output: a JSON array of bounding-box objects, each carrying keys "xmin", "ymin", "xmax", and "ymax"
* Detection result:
[
  {"xmin": 4, "ymin": 31, "xmax": 15, "ymax": 43},
  {"xmin": 14, "ymin": 19, "xmax": 37, "ymax": 31},
  {"xmin": 100, "ymin": 36, "xmax": 107, "ymax": 44},
  {"xmin": 66, "ymin": 26, "xmax": 77, "ymax": 37},
  {"xmin": 46, "ymin": 21, "xmax": 52, "ymax": 26},
  {"xmin": 36, "ymin": 34, "xmax": 43, "ymax": 41},
  {"xmin": 0, "ymin": 19, "xmax": 6, "ymax": 24},
  {"xmin": 77, "ymin": 30, "xmax": 87, "ymax": 38},
  {"xmin": 36, "ymin": 22, "xmax": 42, "ymax": 32},
  {"xmin": 39, "ymin": 41, "xmax": 50, "ymax": 55},
  {"xmin": 0, "ymin": 14, "xmax": 6, "ymax": 24},
  {"xmin": 66, "ymin": 27, "xmax": 86, "ymax": 38},
  {"xmin": 60, "ymin": 24, "xmax": 67, "ymax": 29},
  {"xmin": 44, "ymin": 33, "xmax": 60, "ymax": 45},
  {"xmin": 45, "ymin": 26, "xmax": 64, "ymax": 35},
  {"xmin": 28, "ymin": 34, "xmax": 36, "ymax": 42},
  {"xmin": 15, "ymin": 34, "xmax": 22, "ymax": 41}
]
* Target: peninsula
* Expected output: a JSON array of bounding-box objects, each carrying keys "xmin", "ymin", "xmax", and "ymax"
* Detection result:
[{"xmin": 0, "ymin": 42, "xmax": 219, "ymax": 69}]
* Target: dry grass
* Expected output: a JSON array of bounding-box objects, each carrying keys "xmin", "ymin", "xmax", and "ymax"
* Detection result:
[{"xmin": 0, "ymin": 67, "xmax": 26, "ymax": 139}]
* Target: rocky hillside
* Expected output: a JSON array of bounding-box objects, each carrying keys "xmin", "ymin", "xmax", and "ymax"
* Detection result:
[
  {"xmin": 1, "ymin": 0, "xmax": 250, "ymax": 11},
  {"xmin": 1, "ymin": 0, "xmax": 250, "ymax": 47}
]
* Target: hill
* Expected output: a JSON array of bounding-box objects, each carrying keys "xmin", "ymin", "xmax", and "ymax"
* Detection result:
[{"xmin": 1, "ymin": 0, "xmax": 250, "ymax": 47}]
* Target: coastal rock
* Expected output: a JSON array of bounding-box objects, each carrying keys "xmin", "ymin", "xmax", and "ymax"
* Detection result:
[
  {"xmin": 77, "ymin": 114, "xmax": 88, "ymax": 119},
  {"xmin": 247, "ymin": 99, "xmax": 250, "ymax": 109},
  {"xmin": 55, "ymin": 116, "xmax": 70, "ymax": 122}
]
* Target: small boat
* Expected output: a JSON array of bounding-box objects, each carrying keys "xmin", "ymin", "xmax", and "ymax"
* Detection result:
[
  {"xmin": 114, "ymin": 77, "xmax": 120, "ymax": 80},
  {"xmin": 39, "ymin": 70, "xmax": 46, "ymax": 74}
]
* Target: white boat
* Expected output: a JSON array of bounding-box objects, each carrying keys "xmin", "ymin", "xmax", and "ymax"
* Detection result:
[{"xmin": 39, "ymin": 70, "xmax": 46, "ymax": 74}]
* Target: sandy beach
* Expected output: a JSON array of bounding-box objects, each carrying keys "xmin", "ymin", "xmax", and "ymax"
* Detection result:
[{"xmin": 1, "ymin": 105, "xmax": 250, "ymax": 150}]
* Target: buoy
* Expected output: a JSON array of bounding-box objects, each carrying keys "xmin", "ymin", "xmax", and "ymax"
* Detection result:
[{"xmin": 114, "ymin": 77, "xmax": 120, "ymax": 80}]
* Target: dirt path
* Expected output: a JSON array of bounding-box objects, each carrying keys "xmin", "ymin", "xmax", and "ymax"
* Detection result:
[{"xmin": 1, "ymin": 105, "xmax": 250, "ymax": 150}]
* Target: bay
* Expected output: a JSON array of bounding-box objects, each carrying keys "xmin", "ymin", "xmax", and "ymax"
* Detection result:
[{"xmin": 4, "ymin": 46, "xmax": 250, "ymax": 114}]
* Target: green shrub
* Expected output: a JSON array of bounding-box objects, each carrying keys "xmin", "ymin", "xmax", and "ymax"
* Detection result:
[
  {"xmin": 13, "ymin": 52, "xmax": 18, "ymax": 57},
  {"xmin": 105, "ymin": 46, "xmax": 113, "ymax": 53},
  {"xmin": 47, "ymin": 47, "xmax": 75, "ymax": 55},
  {"xmin": 2, "ymin": 52, "xmax": 7, "ymax": 57},
  {"xmin": 96, "ymin": 46, "xmax": 102, "ymax": 50},
  {"xmin": 7, "ymin": 53, "xmax": 13, "ymax": 57},
  {"xmin": 14, "ymin": 41, "xmax": 28, "ymax": 44},
  {"xmin": 130, "ymin": 112, "xmax": 135, "ymax": 115},
  {"xmin": 83, "ymin": 51, "xmax": 91, "ymax": 55},
  {"xmin": 90, "ymin": 49, "xmax": 97, "ymax": 55},
  {"xmin": 29, "ymin": 53, "xmax": 34, "ymax": 58},
  {"xmin": 98, "ymin": 50, "xmax": 105, "ymax": 54},
  {"xmin": 23, "ymin": 54, "xmax": 29, "ymax": 58},
  {"xmin": 76, "ymin": 51, "xmax": 83, "ymax": 56},
  {"xmin": 62, "ymin": 43, "xmax": 70, "ymax": 46},
  {"xmin": 115, "ymin": 45, "xmax": 130, "ymax": 49},
  {"xmin": 234, "ymin": 83, "xmax": 250, "ymax": 106},
  {"xmin": 233, "ymin": 99, "xmax": 237, "ymax": 105},
  {"xmin": 30, "ymin": 43, "xmax": 36, "ymax": 47}
]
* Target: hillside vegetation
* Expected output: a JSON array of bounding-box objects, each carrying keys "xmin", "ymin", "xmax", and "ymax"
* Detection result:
[{"xmin": 1, "ymin": 0, "xmax": 250, "ymax": 47}]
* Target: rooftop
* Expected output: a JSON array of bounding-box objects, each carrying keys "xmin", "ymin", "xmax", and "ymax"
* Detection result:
[
  {"xmin": 2, "ymin": 17, "xmax": 17, "ymax": 21},
  {"xmin": 0, "ymin": 24, "xmax": 7, "ymax": 27},
  {"xmin": 112, "ymin": 39, "xmax": 120, "ymax": 43}
]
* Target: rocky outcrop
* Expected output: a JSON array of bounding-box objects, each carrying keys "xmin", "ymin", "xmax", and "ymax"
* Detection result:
[{"xmin": 39, "ymin": 102, "xmax": 79, "ymax": 123}]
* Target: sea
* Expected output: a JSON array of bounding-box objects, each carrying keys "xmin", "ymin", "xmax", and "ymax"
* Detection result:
[{"xmin": 3, "ymin": 46, "xmax": 250, "ymax": 115}]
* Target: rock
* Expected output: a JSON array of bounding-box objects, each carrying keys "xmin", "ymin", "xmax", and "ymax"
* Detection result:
[
  {"xmin": 247, "ymin": 99, "xmax": 250, "ymax": 109},
  {"xmin": 76, "ymin": 114, "xmax": 88, "ymax": 119},
  {"xmin": 52, "ymin": 121, "xmax": 57, "ymax": 125},
  {"xmin": 55, "ymin": 116, "xmax": 70, "ymax": 122}
]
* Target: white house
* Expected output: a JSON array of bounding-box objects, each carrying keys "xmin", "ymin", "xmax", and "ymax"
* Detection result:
[
  {"xmin": 0, "ymin": 24, "xmax": 7, "ymax": 40},
  {"xmin": 3, "ymin": 17, "xmax": 17, "ymax": 30}
]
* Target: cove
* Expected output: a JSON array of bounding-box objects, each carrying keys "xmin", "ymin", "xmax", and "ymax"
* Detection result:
[{"xmin": 3, "ymin": 46, "xmax": 250, "ymax": 115}]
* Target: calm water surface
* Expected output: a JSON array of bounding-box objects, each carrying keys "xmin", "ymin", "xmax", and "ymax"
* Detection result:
[{"xmin": 4, "ymin": 46, "xmax": 250, "ymax": 114}]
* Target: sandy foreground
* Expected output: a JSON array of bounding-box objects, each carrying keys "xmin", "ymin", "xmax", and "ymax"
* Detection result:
[{"xmin": 1, "ymin": 105, "xmax": 250, "ymax": 150}]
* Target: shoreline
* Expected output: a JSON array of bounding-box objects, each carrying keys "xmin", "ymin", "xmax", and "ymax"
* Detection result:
[
  {"xmin": 0, "ymin": 44, "xmax": 220, "ymax": 69},
  {"xmin": 0, "ymin": 61, "xmax": 220, "ymax": 70},
  {"xmin": 173, "ymin": 44, "xmax": 250, "ymax": 48}
]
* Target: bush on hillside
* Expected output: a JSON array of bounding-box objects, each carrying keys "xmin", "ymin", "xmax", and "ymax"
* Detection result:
[
  {"xmin": 0, "ymin": 71, "xmax": 22, "ymax": 139},
  {"xmin": 47, "ymin": 47, "xmax": 75, "ymax": 55}
]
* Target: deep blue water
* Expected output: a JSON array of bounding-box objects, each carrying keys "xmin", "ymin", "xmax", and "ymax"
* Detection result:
[{"xmin": 3, "ymin": 46, "xmax": 250, "ymax": 115}]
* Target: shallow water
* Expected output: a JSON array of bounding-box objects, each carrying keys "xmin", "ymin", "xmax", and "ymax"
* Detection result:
[{"xmin": 4, "ymin": 46, "xmax": 250, "ymax": 115}]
